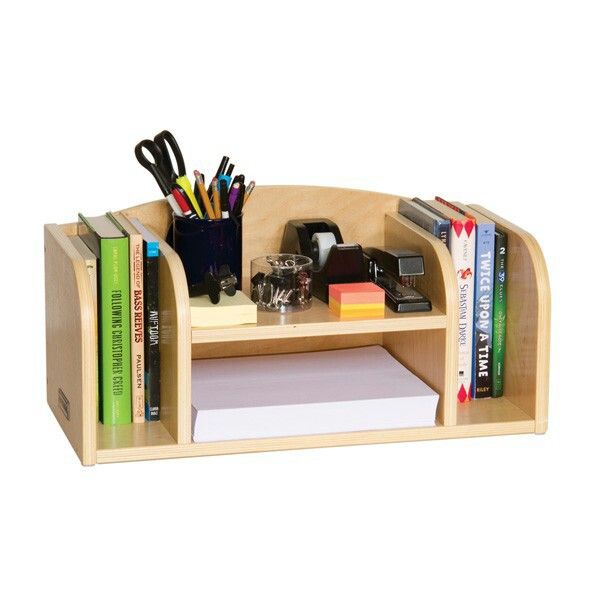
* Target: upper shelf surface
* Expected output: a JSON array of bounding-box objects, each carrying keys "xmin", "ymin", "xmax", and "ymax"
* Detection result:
[{"xmin": 191, "ymin": 298, "xmax": 446, "ymax": 343}]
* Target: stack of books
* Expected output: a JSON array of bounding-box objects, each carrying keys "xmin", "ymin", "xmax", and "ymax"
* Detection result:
[
  {"xmin": 73, "ymin": 213, "xmax": 162, "ymax": 425},
  {"xmin": 399, "ymin": 197, "xmax": 508, "ymax": 402}
]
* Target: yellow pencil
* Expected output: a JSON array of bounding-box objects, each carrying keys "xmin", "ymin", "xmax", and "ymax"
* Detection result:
[
  {"xmin": 211, "ymin": 178, "xmax": 222, "ymax": 219},
  {"xmin": 243, "ymin": 181, "xmax": 255, "ymax": 206},
  {"xmin": 194, "ymin": 170, "xmax": 216, "ymax": 219}
]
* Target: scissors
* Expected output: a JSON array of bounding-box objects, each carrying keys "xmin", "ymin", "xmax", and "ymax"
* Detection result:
[{"xmin": 135, "ymin": 131, "xmax": 202, "ymax": 217}]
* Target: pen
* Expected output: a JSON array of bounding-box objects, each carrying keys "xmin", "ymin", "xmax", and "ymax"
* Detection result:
[
  {"xmin": 194, "ymin": 170, "xmax": 216, "ymax": 220},
  {"xmin": 226, "ymin": 163, "xmax": 235, "ymax": 177},
  {"xmin": 209, "ymin": 155, "xmax": 229, "ymax": 199},
  {"xmin": 219, "ymin": 179, "xmax": 230, "ymax": 218}
]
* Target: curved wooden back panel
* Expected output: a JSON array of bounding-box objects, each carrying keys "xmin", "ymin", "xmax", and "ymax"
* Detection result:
[{"xmin": 240, "ymin": 185, "xmax": 399, "ymax": 287}]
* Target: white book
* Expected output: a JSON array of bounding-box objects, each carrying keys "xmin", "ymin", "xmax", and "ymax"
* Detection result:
[
  {"xmin": 191, "ymin": 345, "xmax": 439, "ymax": 442},
  {"xmin": 426, "ymin": 199, "xmax": 476, "ymax": 403}
]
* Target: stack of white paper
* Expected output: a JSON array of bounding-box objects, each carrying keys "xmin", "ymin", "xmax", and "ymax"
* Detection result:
[{"xmin": 191, "ymin": 345, "xmax": 439, "ymax": 442}]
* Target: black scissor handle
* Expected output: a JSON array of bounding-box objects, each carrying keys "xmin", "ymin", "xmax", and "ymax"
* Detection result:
[
  {"xmin": 154, "ymin": 130, "xmax": 186, "ymax": 183},
  {"xmin": 135, "ymin": 139, "xmax": 171, "ymax": 196}
]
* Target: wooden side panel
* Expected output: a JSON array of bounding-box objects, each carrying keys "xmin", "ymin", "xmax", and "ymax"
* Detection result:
[
  {"xmin": 384, "ymin": 211, "xmax": 457, "ymax": 313},
  {"xmin": 44, "ymin": 225, "xmax": 97, "ymax": 465},
  {"xmin": 383, "ymin": 330, "xmax": 454, "ymax": 426},
  {"xmin": 155, "ymin": 234, "xmax": 191, "ymax": 444},
  {"xmin": 241, "ymin": 186, "xmax": 399, "ymax": 288},
  {"xmin": 469, "ymin": 205, "xmax": 551, "ymax": 432},
  {"xmin": 383, "ymin": 211, "xmax": 459, "ymax": 426}
]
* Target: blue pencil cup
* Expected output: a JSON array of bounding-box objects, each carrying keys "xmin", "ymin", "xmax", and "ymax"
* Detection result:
[{"xmin": 171, "ymin": 216, "xmax": 242, "ymax": 290}]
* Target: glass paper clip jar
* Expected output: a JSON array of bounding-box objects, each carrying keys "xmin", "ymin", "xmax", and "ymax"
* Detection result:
[{"xmin": 250, "ymin": 254, "xmax": 313, "ymax": 312}]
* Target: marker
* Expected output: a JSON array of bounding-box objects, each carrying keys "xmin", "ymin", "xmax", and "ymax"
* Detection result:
[
  {"xmin": 172, "ymin": 187, "xmax": 197, "ymax": 219},
  {"xmin": 226, "ymin": 163, "xmax": 235, "ymax": 177},
  {"xmin": 209, "ymin": 156, "xmax": 229, "ymax": 199},
  {"xmin": 194, "ymin": 170, "xmax": 216, "ymax": 220},
  {"xmin": 176, "ymin": 174, "xmax": 203, "ymax": 218},
  {"xmin": 233, "ymin": 182, "xmax": 245, "ymax": 217},
  {"xmin": 219, "ymin": 179, "xmax": 230, "ymax": 218},
  {"xmin": 165, "ymin": 192, "xmax": 184, "ymax": 217},
  {"xmin": 228, "ymin": 182, "xmax": 240, "ymax": 212}
]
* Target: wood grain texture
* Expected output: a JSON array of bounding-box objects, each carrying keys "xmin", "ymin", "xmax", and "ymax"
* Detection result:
[
  {"xmin": 469, "ymin": 205, "xmax": 551, "ymax": 433},
  {"xmin": 383, "ymin": 329, "xmax": 454, "ymax": 426},
  {"xmin": 191, "ymin": 300, "xmax": 446, "ymax": 343},
  {"xmin": 45, "ymin": 225, "xmax": 97, "ymax": 465},
  {"xmin": 384, "ymin": 212, "xmax": 458, "ymax": 313},
  {"xmin": 383, "ymin": 211, "xmax": 459, "ymax": 425},
  {"xmin": 118, "ymin": 213, "xmax": 192, "ymax": 445},
  {"xmin": 192, "ymin": 333, "xmax": 383, "ymax": 360},
  {"xmin": 45, "ymin": 189, "xmax": 550, "ymax": 464},
  {"xmin": 240, "ymin": 186, "xmax": 399, "ymax": 289},
  {"xmin": 95, "ymin": 399, "xmax": 534, "ymax": 464}
]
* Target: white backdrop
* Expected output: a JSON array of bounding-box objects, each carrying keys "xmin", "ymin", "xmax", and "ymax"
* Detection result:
[{"xmin": 2, "ymin": 1, "xmax": 598, "ymax": 598}]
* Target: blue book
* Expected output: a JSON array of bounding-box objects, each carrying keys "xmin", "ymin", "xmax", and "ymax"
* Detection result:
[
  {"xmin": 439, "ymin": 201, "xmax": 495, "ymax": 398},
  {"xmin": 398, "ymin": 198, "xmax": 450, "ymax": 248}
]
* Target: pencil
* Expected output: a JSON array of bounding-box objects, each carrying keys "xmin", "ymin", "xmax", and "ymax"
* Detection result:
[
  {"xmin": 194, "ymin": 170, "xmax": 216, "ymax": 220},
  {"xmin": 244, "ymin": 181, "xmax": 255, "ymax": 205},
  {"xmin": 212, "ymin": 178, "xmax": 222, "ymax": 218}
]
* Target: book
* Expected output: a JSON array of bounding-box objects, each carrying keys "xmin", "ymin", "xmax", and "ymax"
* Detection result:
[
  {"xmin": 78, "ymin": 214, "xmax": 132, "ymax": 425},
  {"xmin": 427, "ymin": 198, "xmax": 476, "ymax": 403},
  {"xmin": 191, "ymin": 346, "xmax": 439, "ymax": 442},
  {"xmin": 128, "ymin": 218, "xmax": 161, "ymax": 421},
  {"xmin": 492, "ymin": 229, "xmax": 508, "ymax": 397},
  {"xmin": 107, "ymin": 213, "xmax": 145, "ymax": 423},
  {"xmin": 435, "ymin": 200, "xmax": 496, "ymax": 398},
  {"xmin": 398, "ymin": 197, "xmax": 451, "ymax": 248},
  {"xmin": 190, "ymin": 291, "xmax": 257, "ymax": 328}
]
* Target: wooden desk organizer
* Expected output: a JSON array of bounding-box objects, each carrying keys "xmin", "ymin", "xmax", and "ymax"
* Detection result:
[{"xmin": 44, "ymin": 186, "xmax": 551, "ymax": 465}]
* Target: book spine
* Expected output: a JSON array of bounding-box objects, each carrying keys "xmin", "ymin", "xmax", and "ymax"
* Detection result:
[
  {"xmin": 130, "ymin": 235, "xmax": 145, "ymax": 423},
  {"xmin": 448, "ymin": 218, "xmax": 476, "ymax": 403},
  {"xmin": 398, "ymin": 203, "xmax": 450, "ymax": 247},
  {"xmin": 492, "ymin": 230, "xmax": 508, "ymax": 397},
  {"xmin": 143, "ymin": 243, "xmax": 160, "ymax": 421},
  {"xmin": 472, "ymin": 222, "xmax": 495, "ymax": 398},
  {"xmin": 409, "ymin": 198, "xmax": 451, "ymax": 248},
  {"xmin": 99, "ymin": 237, "xmax": 132, "ymax": 424}
]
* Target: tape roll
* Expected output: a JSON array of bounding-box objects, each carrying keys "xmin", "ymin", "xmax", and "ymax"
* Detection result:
[{"xmin": 312, "ymin": 232, "xmax": 337, "ymax": 267}]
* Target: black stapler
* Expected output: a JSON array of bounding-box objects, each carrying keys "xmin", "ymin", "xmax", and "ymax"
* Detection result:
[
  {"xmin": 363, "ymin": 247, "xmax": 432, "ymax": 312},
  {"xmin": 280, "ymin": 219, "xmax": 367, "ymax": 302}
]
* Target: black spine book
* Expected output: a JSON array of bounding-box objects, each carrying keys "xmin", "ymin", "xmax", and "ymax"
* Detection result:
[
  {"xmin": 143, "ymin": 243, "xmax": 160, "ymax": 421},
  {"xmin": 129, "ymin": 218, "xmax": 161, "ymax": 421}
]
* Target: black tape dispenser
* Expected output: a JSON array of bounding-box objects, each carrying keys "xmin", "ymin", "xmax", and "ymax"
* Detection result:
[
  {"xmin": 280, "ymin": 219, "xmax": 367, "ymax": 302},
  {"xmin": 363, "ymin": 247, "xmax": 432, "ymax": 312}
]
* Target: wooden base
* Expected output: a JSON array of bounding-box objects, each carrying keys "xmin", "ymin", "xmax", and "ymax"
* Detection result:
[{"xmin": 44, "ymin": 186, "xmax": 550, "ymax": 465}]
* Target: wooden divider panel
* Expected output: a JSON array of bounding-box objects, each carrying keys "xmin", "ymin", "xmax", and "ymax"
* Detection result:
[
  {"xmin": 469, "ymin": 205, "xmax": 550, "ymax": 432},
  {"xmin": 45, "ymin": 225, "xmax": 97, "ymax": 465}
]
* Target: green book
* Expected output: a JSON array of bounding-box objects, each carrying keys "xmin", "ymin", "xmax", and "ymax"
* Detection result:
[
  {"xmin": 492, "ymin": 229, "xmax": 508, "ymax": 397},
  {"xmin": 78, "ymin": 214, "xmax": 132, "ymax": 424}
]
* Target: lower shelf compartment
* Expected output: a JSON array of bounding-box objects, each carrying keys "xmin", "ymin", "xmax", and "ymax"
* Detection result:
[
  {"xmin": 97, "ymin": 421, "xmax": 176, "ymax": 451},
  {"xmin": 95, "ymin": 398, "xmax": 536, "ymax": 464}
]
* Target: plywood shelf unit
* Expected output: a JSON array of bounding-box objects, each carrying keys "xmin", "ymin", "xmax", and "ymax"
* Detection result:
[{"xmin": 44, "ymin": 186, "xmax": 550, "ymax": 465}]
